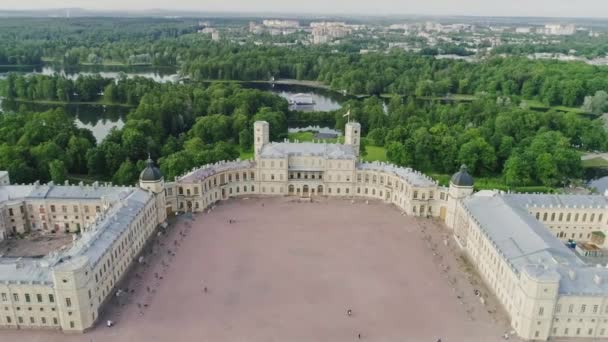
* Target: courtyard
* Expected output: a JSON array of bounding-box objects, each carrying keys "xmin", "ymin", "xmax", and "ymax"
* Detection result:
[
  {"xmin": 0, "ymin": 232, "xmax": 72, "ymax": 257},
  {"xmin": 6, "ymin": 197, "xmax": 513, "ymax": 342}
]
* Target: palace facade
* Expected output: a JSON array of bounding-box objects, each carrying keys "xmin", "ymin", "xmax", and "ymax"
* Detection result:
[{"xmin": 1, "ymin": 120, "xmax": 608, "ymax": 341}]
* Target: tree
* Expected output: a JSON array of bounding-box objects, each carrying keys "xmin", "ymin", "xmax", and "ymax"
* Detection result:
[
  {"xmin": 582, "ymin": 91, "xmax": 608, "ymax": 114},
  {"xmin": 112, "ymin": 159, "xmax": 138, "ymax": 185},
  {"xmin": 66, "ymin": 136, "xmax": 92, "ymax": 174},
  {"xmin": 86, "ymin": 148, "xmax": 106, "ymax": 177},
  {"xmin": 49, "ymin": 160, "xmax": 67, "ymax": 184},
  {"xmin": 457, "ymin": 138, "xmax": 497, "ymax": 176}
]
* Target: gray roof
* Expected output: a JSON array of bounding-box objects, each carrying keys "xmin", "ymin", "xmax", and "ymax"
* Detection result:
[
  {"xmin": 59, "ymin": 189, "xmax": 151, "ymax": 269},
  {"xmin": 140, "ymin": 158, "xmax": 163, "ymax": 182},
  {"xmin": 357, "ymin": 162, "xmax": 438, "ymax": 188},
  {"xmin": 0, "ymin": 184, "xmax": 131, "ymax": 202},
  {"xmin": 450, "ymin": 165, "xmax": 474, "ymax": 187},
  {"xmin": 178, "ymin": 160, "xmax": 256, "ymax": 183},
  {"xmin": 463, "ymin": 192, "xmax": 608, "ymax": 295},
  {"xmin": 259, "ymin": 142, "xmax": 356, "ymax": 159},
  {"xmin": 0, "ymin": 188, "xmax": 152, "ymax": 285},
  {"xmin": 508, "ymin": 193, "xmax": 608, "ymax": 209}
]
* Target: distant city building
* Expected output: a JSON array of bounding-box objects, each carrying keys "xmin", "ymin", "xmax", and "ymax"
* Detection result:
[
  {"xmin": 211, "ymin": 31, "xmax": 221, "ymax": 42},
  {"xmin": 262, "ymin": 19, "xmax": 300, "ymax": 29},
  {"xmin": 311, "ymin": 22, "xmax": 351, "ymax": 44},
  {"xmin": 515, "ymin": 27, "xmax": 532, "ymax": 34},
  {"xmin": 540, "ymin": 24, "xmax": 576, "ymax": 35}
]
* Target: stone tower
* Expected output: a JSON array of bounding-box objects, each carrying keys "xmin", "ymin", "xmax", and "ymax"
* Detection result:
[
  {"xmin": 139, "ymin": 157, "xmax": 166, "ymax": 224},
  {"xmin": 344, "ymin": 121, "xmax": 361, "ymax": 158},
  {"xmin": 445, "ymin": 165, "xmax": 474, "ymax": 229},
  {"xmin": 254, "ymin": 121, "xmax": 270, "ymax": 160}
]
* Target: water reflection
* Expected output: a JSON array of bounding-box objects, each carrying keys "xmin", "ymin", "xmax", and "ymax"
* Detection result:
[
  {"xmin": 3, "ymin": 67, "xmax": 346, "ymax": 142},
  {"xmin": 1, "ymin": 99, "xmax": 129, "ymax": 143},
  {"xmin": 238, "ymin": 83, "xmax": 344, "ymax": 112},
  {"xmin": 0, "ymin": 65, "xmax": 179, "ymax": 83}
]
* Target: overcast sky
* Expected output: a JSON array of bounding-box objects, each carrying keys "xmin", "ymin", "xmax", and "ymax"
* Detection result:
[{"xmin": 4, "ymin": 0, "xmax": 608, "ymax": 18}]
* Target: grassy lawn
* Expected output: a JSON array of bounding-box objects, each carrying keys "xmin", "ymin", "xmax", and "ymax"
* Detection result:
[
  {"xmin": 362, "ymin": 145, "xmax": 388, "ymax": 162},
  {"xmin": 582, "ymin": 157, "xmax": 608, "ymax": 168},
  {"xmin": 239, "ymin": 148, "xmax": 254, "ymax": 160},
  {"xmin": 428, "ymin": 173, "xmax": 555, "ymax": 193},
  {"xmin": 287, "ymin": 131, "xmax": 341, "ymax": 143},
  {"xmin": 525, "ymin": 99, "xmax": 586, "ymax": 115}
]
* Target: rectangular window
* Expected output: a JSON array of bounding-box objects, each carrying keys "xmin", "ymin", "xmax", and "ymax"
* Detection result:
[
  {"xmin": 1, "ymin": 293, "xmax": 6, "ymax": 302},
  {"xmin": 48, "ymin": 294, "xmax": 54, "ymax": 303},
  {"xmin": 18, "ymin": 316, "xmax": 23, "ymax": 324},
  {"xmin": 25, "ymin": 294, "xmax": 30, "ymax": 303},
  {"xmin": 6, "ymin": 316, "xmax": 11, "ymax": 323},
  {"xmin": 70, "ymin": 321, "xmax": 74, "ymax": 328},
  {"xmin": 13, "ymin": 294, "xmax": 18, "ymax": 302},
  {"xmin": 538, "ymin": 307, "xmax": 544, "ymax": 316},
  {"xmin": 53, "ymin": 317, "xmax": 58, "ymax": 325},
  {"xmin": 581, "ymin": 304, "xmax": 586, "ymax": 314}
]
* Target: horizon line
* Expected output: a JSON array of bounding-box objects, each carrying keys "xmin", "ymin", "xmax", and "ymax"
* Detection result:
[{"xmin": 0, "ymin": 7, "xmax": 607, "ymax": 20}]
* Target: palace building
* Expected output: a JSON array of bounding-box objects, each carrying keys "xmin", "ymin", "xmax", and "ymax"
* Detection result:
[
  {"xmin": 0, "ymin": 158, "xmax": 166, "ymax": 332},
  {"xmin": 1, "ymin": 120, "xmax": 608, "ymax": 340}
]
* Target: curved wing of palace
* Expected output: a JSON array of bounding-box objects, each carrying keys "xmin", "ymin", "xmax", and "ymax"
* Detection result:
[{"xmin": 0, "ymin": 121, "xmax": 608, "ymax": 340}]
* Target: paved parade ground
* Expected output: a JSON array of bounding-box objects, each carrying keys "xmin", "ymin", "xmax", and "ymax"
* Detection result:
[{"xmin": 8, "ymin": 197, "xmax": 514, "ymax": 342}]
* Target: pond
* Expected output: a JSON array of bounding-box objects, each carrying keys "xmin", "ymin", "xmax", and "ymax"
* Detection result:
[
  {"xmin": 1, "ymin": 66, "xmax": 348, "ymax": 142},
  {"xmin": 0, "ymin": 65, "xmax": 180, "ymax": 83},
  {"xmin": 0, "ymin": 99, "xmax": 128, "ymax": 143},
  {"xmin": 239, "ymin": 82, "xmax": 345, "ymax": 112}
]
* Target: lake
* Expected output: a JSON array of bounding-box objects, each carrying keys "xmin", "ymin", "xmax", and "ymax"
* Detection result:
[
  {"xmin": 0, "ymin": 65, "xmax": 180, "ymax": 83},
  {"xmin": 1, "ymin": 67, "xmax": 346, "ymax": 142},
  {"xmin": 0, "ymin": 98, "xmax": 129, "ymax": 143},
  {"xmin": 238, "ymin": 82, "xmax": 344, "ymax": 112}
]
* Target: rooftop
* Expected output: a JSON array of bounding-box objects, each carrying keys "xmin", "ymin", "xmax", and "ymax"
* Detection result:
[
  {"xmin": 357, "ymin": 162, "xmax": 438, "ymax": 188},
  {"xmin": 0, "ymin": 183, "xmax": 131, "ymax": 202},
  {"xmin": 463, "ymin": 192, "xmax": 608, "ymax": 295},
  {"xmin": 259, "ymin": 142, "xmax": 356, "ymax": 159},
  {"xmin": 178, "ymin": 160, "xmax": 256, "ymax": 183},
  {"xmin": 0, "ymin": 188, "xmax": 152, "ymax": 285}
]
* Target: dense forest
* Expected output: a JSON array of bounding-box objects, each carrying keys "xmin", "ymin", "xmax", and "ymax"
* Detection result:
[
  {"xmin": 3, "ymin": 18, "xmax": 608, "ymax": 108},
  {"xmin": 0, "ymin": 80, "xmax": 288, "ymax": 185},
  {"xmin": 1, "ymin": 74, "xmax": 606, "ymax": 188},
  {"xmin": 1, "ymin": 17, "xmax": 608, "ymax": 191}
]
